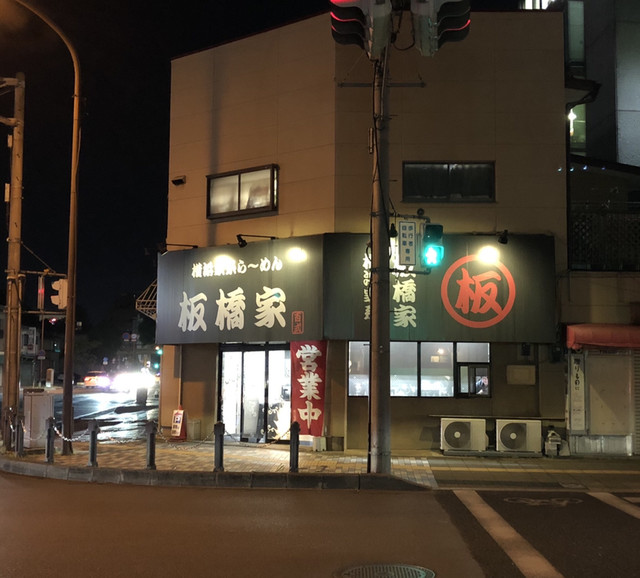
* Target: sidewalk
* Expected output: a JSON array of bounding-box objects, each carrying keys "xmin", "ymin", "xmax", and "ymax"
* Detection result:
[{"xmin": 2, "ymin": 436, "xmax": 640, "ymax": 492}]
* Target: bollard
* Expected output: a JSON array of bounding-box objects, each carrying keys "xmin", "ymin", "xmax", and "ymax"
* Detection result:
[
  {"xmin": 87, "ymin": 419, "xmax": 99, "ymax": 467},
  {"xmin": 3, "ymin": 407, "xmax": 15, "ymax": 452},
  {"xmin": 289, "ymin": 421, "xmax": 300, "ymax": 473},
  {"xmin": 145, "ymin": 421, "xmax": 157, "ymax": 470},
  {"xmin": 14, "ymin": 415, "xmax": 25, "ymax": 458},
  {"xmin": 214, "ymin": 421, "xmax": 225, "ymax": 472},
  {"xmin": 45, "ymin": 417, "xmax": 55, "ymax": 464}
]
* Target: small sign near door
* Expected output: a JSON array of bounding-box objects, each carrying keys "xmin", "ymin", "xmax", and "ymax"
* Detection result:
[{"xmin": 171, "ymin": 408, "xmax": 186, "ymax": 438}]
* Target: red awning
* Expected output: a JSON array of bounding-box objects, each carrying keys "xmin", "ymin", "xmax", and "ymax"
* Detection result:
[{"xmin": 566, "ymin": 324, "xmax": 640, "ymax": 350}]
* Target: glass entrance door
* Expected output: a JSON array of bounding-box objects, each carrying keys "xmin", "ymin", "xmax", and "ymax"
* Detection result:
[{"xmin": 220, "ymin": 346, "xmax": 291, "ymax": 443}]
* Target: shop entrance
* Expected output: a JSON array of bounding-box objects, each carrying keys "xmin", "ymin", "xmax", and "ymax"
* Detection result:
[{"xmin": 219, "ymin": 345, "xmax": 291, "ymax": 442}]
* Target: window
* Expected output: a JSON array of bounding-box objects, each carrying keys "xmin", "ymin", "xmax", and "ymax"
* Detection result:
[
  {"xmin": 403, "ymin": 162, "xmax": 494, "ymax": 202},
  {"xmin": 457, "ymin": 342, "xmax": 491, "ymax": 397},
  {"xmin": 348, "ymin": 341, "xmax": 490, "ymax": 397},
  {"xmin": 207, "ymin": 164, "xmax": 278, "ymax": 219}
]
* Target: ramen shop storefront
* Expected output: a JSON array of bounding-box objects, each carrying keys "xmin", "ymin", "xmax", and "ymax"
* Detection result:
[{"xmin": 156, "ymin": 233, "xmax": 558, "ymax": 449}]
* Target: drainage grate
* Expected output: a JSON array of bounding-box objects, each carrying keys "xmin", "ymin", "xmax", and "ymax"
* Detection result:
[{"xmin": 337, "ymin": 564, "xmax": 435, "ymax": 578}]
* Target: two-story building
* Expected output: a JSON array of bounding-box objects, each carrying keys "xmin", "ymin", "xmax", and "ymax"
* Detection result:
[{"xmin": 152, "ymin": 8, "xmax": 639, "ymax": 456}]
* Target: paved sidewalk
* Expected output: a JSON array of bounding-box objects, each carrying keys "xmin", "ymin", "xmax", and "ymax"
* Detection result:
[{"xmin": 2, "ymin": 436, "xmax": 640, "ymax": 491}]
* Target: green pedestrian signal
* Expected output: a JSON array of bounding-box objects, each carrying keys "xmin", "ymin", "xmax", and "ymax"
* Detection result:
[{"xmin": 422, "ymin": 224, "xmax": 444, "ymax": 268}]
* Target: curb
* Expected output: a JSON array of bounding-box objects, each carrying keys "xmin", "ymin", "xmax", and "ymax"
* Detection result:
[{"xmin": 0, "ymin": 456, "xmax": 427, "ymax": 491}]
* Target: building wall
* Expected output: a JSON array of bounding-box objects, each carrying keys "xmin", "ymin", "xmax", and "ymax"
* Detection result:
[
  {"xmin": 334, "ymin": 12, "xmax": 567, "ymax": 270},
  {"xmin": 168, "ymin": 15, "xmax": 338, "ymax": 250},
  {"xmin": 165, "ymin": 12, "xmax": 570, "ymax": 450},
  {"xmin": 585, "ymin": 0, "xmax": 640, "ymax": 167}
]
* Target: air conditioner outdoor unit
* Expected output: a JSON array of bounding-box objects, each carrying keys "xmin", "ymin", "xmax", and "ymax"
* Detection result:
[
  {"xmin": 496, "ymin": 419, "xmax": 542, "ymax": 453},
  {"xmin": 440, "ymin": 418, "xmax": 487, "ymax": 452}
]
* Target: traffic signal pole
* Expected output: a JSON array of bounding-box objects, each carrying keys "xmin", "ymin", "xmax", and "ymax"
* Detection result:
[
  {"xmin": 368, "ymin": 52, "xmax": 391, "ymax": 474},
  {"xmin": 1, "ymin": 74, "xmax": 25, "ymax": 450},
  {"xmin": 13, "ymin": 0, "xmax": 82, "ymax": 455}
]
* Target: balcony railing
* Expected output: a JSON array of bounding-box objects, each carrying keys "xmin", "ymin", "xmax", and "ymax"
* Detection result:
[{"xmin": 569, "ymin": 201, "xmax": 640, "ymax": 271}]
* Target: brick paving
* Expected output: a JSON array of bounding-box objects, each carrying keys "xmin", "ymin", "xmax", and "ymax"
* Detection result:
[{"xmin": 4, "ymin": 435, "xmax": 640, "ymax": 491}]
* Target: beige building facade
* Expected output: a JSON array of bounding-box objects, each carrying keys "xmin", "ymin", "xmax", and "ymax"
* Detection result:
[{"xmin": 156, "ymin": 11, "xmax": 639, "ymax": 455}]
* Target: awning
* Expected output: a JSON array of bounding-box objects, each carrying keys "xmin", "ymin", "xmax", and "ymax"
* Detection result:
[{"xmin": 566, "ymin": 324, "xmax": 640, "ymax": 350}]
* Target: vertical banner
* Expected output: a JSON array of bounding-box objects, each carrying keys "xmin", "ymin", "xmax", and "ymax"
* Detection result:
[
  {"xmin": 290, "ymin": 341, "xmax": 327, "ymax": 436},
  {"xmin": 569, "ymin": 353, "xmax": 586, "ymax": 433}
]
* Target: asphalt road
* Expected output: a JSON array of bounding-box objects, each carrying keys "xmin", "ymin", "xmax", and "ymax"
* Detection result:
[
  {"xmin": 437, "ymin": 489, "xmax": 640, "ymax": 578},
  {"xmin": 2, "ymin": 471, "xmax": 640, "ymax": 577},
  {"xmin": 0, "ymin": 387, "xmax": 159, "ymax": 441},
  {"xmin": 0, "ymin": 474, "xmax": 482, "ymax": 578}
]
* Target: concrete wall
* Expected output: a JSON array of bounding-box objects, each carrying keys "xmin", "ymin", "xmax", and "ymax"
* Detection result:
[
  {"xmin": 334, "ymin": 11, "xmax": 568, "ymax": 269},
  {"xmin": 158, "ymin": 343, "xmax": 218, "ymax": 439},
  {"xmin": 585, "ymin": 0, "xmax": 640, "ymax": 167},
  {"xmin": 168, "ymin": 15, "xmax": 338, "ymax": 249}
]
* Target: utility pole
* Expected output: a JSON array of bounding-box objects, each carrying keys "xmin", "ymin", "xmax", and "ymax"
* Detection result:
[
  {"xmin": 369, "ymin": 53, "xmax": 391, "ymax": 474},
  {"xmin": 1, "ymin": 74, "xmax": 25, "ymax": 450},
  {"xmin": 13, "ymin": 0, "xmax": 82, "ymax": 455}
]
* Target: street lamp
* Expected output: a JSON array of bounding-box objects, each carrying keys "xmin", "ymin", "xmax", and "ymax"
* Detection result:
[{"xmin": 13, "ymin": 0, "xmax": 81, "ymax": 455}]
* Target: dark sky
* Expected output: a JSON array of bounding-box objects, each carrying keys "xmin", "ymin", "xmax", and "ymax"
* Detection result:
[{"xmin": 0, "ymin": 0, "xmax": 328, "ymax": 324}]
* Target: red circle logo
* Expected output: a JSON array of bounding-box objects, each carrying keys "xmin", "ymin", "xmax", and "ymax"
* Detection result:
[{"xmin": 440, "ymin": 254, "xmax": 516, "ymax": 328}]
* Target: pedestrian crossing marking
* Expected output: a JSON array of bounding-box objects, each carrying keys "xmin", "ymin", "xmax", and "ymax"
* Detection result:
[
  {"xmin": 454, "ymin": 489, "xmax": 563, "ymax": 578},
  {"xmin": 589, "ymin": 492, "xmax": 640, "ymax": 520}
]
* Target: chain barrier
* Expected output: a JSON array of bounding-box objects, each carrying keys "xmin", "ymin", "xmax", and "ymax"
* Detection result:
[
  {"xmin": 156, "ymin": 422, "xmax": 216, "ymax": 450},
  {"xmin": 53, "ymin": 423, "xmax": 89, "ymax": 443}
]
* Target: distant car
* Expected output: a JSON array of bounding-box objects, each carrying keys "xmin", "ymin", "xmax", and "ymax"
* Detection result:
[
  {"xmin": 83, "ymin": 370, "xmax": 111, "ymax": 388},
  {"xmin": 111, "ymin": 369, "xmax": 155, "ymax": 393}
]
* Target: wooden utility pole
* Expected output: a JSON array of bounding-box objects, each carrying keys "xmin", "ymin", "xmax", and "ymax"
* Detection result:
[
  {"xmin": 368, "ymin": 53, "xmax": 391, "ymax": 474},
  {"xmin": 1, "ymin": 73, "xmax": 25, "ymax": 450}
]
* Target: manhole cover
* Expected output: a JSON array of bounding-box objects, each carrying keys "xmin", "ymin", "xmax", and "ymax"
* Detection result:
[{"xmin": 337, "ymin": 564, "xmax": 435, "ymax": 578}]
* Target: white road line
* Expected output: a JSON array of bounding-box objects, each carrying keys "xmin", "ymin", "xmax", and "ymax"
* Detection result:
[
  {"xmin": 454, "ymin": 490, "xmax": 563, "ymax": 578},
  {"xmin": 589, "ymin": 492, "xmax": 640, "ymax": 520}
]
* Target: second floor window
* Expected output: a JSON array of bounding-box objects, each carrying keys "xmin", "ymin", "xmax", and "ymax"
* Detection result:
[
  {"xmin": 207, "ymin": 164, "xmax": 278, "ymax": 220},
  {"xmin": 403, "ymin": 162, "xmax": 495, "ymax": 203}
]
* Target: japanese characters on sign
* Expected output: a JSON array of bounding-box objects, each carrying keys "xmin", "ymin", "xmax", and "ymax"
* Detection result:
[
  {"xmin": 290, "ymin": 341, "xmax": 327, "ymax": 437},
  {"xmin": 158, "ymin": 233, "xmax": 556, "ymax": 345},
  {"xmin": 569, "ymin": 353, "xmax": 586, "ymax": 432},
  {"xmin": 156, "ymin": 237, "xmax": 323, "ymax": 344}
]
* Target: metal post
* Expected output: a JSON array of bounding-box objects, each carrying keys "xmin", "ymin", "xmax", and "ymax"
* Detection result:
[
  {"xmin": 1, "ymin": 73, "xmax": 25, "ymax": 451},
  {"xmin": 369, "ymin": 52, "xmax": 391, "ymax": 474},
  {"xmin": 214, "ymin": 421, "xmax": 224, "ymax": 472},
  {"xmin": 289, "ymin": 421, "xmax": 300, "ymax": 473},
  {"xmin": 13, "ymin": 0, "xmax": 83, "ymax": 457},
  {"xmin": 87, "ymin": 419, "xmax": 99, "ymax": 467},
  {"xmin": 45, "ymin": 417, "xmax": 55, "ymax": 463},
  {"xmin": 145, "ymin": 421, "xmax": 157, "ymax": 470},
  {"xmin": 13, "ymin": 414, "xmax": 25, "ymax": 457}
]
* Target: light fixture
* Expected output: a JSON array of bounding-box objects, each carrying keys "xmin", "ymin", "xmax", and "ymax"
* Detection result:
[
  {"xmin": 156, "ymin": 242, "xmax": 198, "ymax": 253},
  {"xmin": 171, "ymin": 175, "xmax": 186, "ymax": 186},
  {"xmin": 498, "ymin": 229, "xmax": 509, "ymax": 244},
  {"xmin": 389, "ymin": 222, "xmax": 398, "ymax": 238},
  {"xmin": 236, "ymin": 234, "xmax": 277, "ymax": 248}
]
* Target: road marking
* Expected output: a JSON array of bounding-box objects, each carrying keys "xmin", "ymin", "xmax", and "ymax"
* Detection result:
[
  {"xmin": 431, "ymin": 466, "xmax": 640, "ymax": 475},
  {"xmin": 503, "ymin": 497, "xmax": 582, "ymax": 507},
  {"xmin": 454, "ymin": 490, "xmax": 563, "ymax": 578},
  {"xmin": 589, "ymin": 492, "xmax": 640, "ymax": 520}
]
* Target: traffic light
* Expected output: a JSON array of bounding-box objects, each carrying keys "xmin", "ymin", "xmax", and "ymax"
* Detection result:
[
  {"xmin": 330, "ymin": 0, "xmax": 392, "ymax": 61},
  {"xmin": 51, "ymin": 278, "xmax": 68, "ymax": 310},
  {"xmin": 422, "ymin": 223, "xmax": 444, "ymax": 268},
  {"xmin": 411, "ymin": 0, "xmax": 471, "ymax": 57},
  {"xmin": 37, "ymin": 276, "xmax": 45, "ymax": 310}
]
